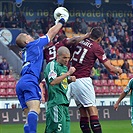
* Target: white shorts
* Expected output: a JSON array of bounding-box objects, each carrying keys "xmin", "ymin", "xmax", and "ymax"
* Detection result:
[{"xmin": 67, "ymin": 77, "xmax": 96, "ymax": 108}]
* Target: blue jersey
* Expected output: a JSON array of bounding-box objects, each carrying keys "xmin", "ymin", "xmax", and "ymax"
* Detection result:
[{"xmin": 21, "ymin": 35, "xmax": 50, "ymax": 79}]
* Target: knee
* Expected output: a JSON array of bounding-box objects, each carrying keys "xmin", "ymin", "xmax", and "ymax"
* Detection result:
[
  {"xmin": 37, "ymin": 108, "xmax": 41, "ymax": 114},
  {"xmin": 29, "ymin": 108, "xmax": 40, "ymax": 114}
]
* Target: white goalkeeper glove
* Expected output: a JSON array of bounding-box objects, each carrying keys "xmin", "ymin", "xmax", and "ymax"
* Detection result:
[{"xmin": 55, "ymin": 14, "xmax": 69, "ymax": 25}]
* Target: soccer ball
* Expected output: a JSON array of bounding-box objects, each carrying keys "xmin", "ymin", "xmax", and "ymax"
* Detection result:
[{"xmin": 54, "ymin": 7, "xmax": 69, "ymax": 21}]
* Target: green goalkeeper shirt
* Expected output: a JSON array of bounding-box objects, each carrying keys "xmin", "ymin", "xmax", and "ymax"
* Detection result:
[{"xmin": 44, "ymin": 60, "xmax": 69, "ymax": 108}]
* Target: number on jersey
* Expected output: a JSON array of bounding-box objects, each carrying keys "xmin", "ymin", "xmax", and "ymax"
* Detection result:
[
  {"xmin": 72, "ymin": 46, "xmax": 88, "ymax": 64},
  {"xmin": 49, "ymin": 46, "xmax": 56, "ymax": 60}
]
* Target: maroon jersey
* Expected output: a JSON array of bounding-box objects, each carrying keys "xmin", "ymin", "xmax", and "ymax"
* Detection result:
[
  {"xmin": 44, "ymin": 38, "xmax": 71, "ymax": 64},
  {"xmin": 69, "ymin": 38, "xmax": 108, "ymax": 78},
  {"xmin": 44, "ymin": 41, "xmax": 64, "ymax": 64}
]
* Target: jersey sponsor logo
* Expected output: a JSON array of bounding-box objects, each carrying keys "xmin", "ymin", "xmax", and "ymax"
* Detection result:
[
  {"xmin": 61, "ymin": 73, "xmax": 68, "ymax": 89},
  {"xmin": 48, "ymin": 70, "xmax": 57, "ymax": 79}
]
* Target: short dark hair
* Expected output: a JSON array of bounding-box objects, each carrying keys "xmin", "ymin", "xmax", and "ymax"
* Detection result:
[
  {"xmin": 90, "ymin": 27, "xmax": 104, "ymax": 40},
  {"xmin": 57, "ymin": 34, "xmax": 67, "ymax": 42}
]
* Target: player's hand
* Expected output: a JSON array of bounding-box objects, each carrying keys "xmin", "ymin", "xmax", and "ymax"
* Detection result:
[
  {"xmin": 55, "ymin": 16, "xmax": 67, "ymax": 25},
  {"xmin": 69, "ymin": 76, "xmax": 76, "ymax": 82},
  {"xmin": 60, "ymin": 14, "xmax": 69, "ymax": 23},
  {"xmin": 114, "ymin": 103, "xmax": 119, "ymax": 111},
  {"xmin": 68, "ymin": 67, "xmax": 76, "ymax": 75},
  {"xmin": 117, "ymin": 67, "xmax": 123, "ymax": 75},
  {"xmin": 84, "ymin": 33, "xmax": 90, "ymax": 39}
]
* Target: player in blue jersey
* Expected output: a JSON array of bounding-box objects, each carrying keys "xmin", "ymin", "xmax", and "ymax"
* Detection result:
[
  {"xmin": 114, "ymin": 78, "xmax": 133, "ymax": 126},
  {"xmin": 15, "ymin": 8, "xmax": 69, "ymax": 133}
]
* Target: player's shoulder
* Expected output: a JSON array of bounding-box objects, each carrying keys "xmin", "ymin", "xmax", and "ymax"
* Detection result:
[
  {"xmin": 44, "ymin": 41, "xmax": 54, "ymax": 49},
  {"xmin": 48, "ymin": 60, "xmax": 56, "ymax": 66},
  {"xmin": 55, "ymin": 38, "xmax": 68, "ymax": 48},
  {"xmin": 92, "ymin": 41, "xmax": 103, "ymax": 51},
  {"xmin": 39, "ymin": 34, "xmax": 50, "ymax": 43}
]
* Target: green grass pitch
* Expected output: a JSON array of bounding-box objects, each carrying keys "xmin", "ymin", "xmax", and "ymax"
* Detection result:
[{"xmin": 0, "ymin": 120, "xmax": 133, "ymax": 133}]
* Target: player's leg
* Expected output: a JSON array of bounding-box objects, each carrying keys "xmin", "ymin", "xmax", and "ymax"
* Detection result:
[
  {"xmin": 65, "ymin": 106, "xmax": 70, "ymax": 133},
  {"xmin": 70, "ymin": 77, "xmax": 101, "ymax": 133},
  {"xmin": 45, "ymin": 105, "xmax": 70, "ymax": 133},
  {"xmin": 45, "ymin": 105, "xmax": 62, "ymax": 133},
  {"xmin": 16, "ymin": 75, "xmax": 41, "ymax": 133},
  {"xmin": 70, "ymin": 78, "xmax": 94, "ymax": 133},
  {"xmin": 79, "ymin": 107, "xmax": 91, "ymax": 133},
  {"xmin": 87, "ymin": 106, "xmax": 102, "ymax": 133},
  {"xmin": 26, "ymin": 100, "xmax": 40, "ymax": 133},
  {"xmin": 16, "ymin": 80, "xmax": 30, "ymax": 133},
  {"xmin": 44, "ymin": 107, "xmax": 54, "ymax": 133},
  {"xmin": 24, "ymin": 76, "xmax": 41, "ymax": 133},
  {"xmin": 23, "ymin": 108, "xmax": 29, "ymax": 133}
]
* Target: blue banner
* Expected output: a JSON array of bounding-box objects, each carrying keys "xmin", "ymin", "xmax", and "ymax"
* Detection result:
[{"xmin": 2, "ymin": 2, "xmax": 132, "ymax": 21}]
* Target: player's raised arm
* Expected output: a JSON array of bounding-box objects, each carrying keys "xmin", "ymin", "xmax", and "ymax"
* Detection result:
[
  {"xmin": 47, "ymin": 7, "xmax": 69, "ymax": 41},
  {"xmin": 65, "ymin": 33, "xmax": 90, "ymax": 45}
]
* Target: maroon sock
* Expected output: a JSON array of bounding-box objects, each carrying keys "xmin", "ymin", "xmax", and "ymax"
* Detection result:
[
  {"xmin": 80, "ymin": 117, "xmax": 91, "ymax": 133},
  {"xmin": 90, "ymin": 115, "xmax": 102, "ymax": 133}
]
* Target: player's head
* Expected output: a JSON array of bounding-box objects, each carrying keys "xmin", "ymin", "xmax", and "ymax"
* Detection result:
[
  {"xmin": 57, "ymin": 34, "xmax": 67, "ymax": 42},
  {"xmin": 89, "ymin": 27, "xmax": 104, "ymax": 43},
  {"xmin": 57, "ymin": 46, "xmax": 70, "ymax": 66},
  {"xmin": 16, "ymin": 33, "xmax": 34, "ymax": 48}
]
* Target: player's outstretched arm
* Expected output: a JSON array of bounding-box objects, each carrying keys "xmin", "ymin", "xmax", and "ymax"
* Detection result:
[
  {"xmin": 47, "ymin": 7, "xmax": 69, "ymax": 41},
  {"xmin": 66, "ymin": 33, "xmax": 90, "ymax": 45},
  {"xmin": 114, "ymin": 91, "xmax": 127, "ymax": 111},
  {"xmin": 47, "ymin": 23, "xmax": 63, "ymax": 41}
]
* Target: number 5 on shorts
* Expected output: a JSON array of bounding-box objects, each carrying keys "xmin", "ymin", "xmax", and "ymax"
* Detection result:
[{"xmin": 58, "ymin": 124, "xmax": 62, "ymax": 131}]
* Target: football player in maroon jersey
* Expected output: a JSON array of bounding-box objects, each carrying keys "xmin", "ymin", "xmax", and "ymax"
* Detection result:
[
  {"xmin": 43, "ymin": 34, "xmax": 67, "ymax": 64},
  {"xmin": 64, "ymin": 27, "xmax": 122, "ymax": 133}
]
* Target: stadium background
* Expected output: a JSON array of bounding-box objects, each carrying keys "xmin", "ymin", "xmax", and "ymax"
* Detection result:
[{"xmin": 0, "ymin": 0, "xmax": 132, "ymax": 131}]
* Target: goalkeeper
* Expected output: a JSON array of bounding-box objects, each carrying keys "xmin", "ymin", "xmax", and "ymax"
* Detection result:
[
  {"xmin": 114, "ymin": 78, "xmax": 133, "ymax": 126},
  {"xmin": 15, "ymin": 7, "xmax": 69, "ymax": 133}
]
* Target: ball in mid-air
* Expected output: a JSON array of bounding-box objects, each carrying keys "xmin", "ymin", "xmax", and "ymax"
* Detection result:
[{"xmin": 54, "ymin": 7, "xmax": 69, "ymax": 20}]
